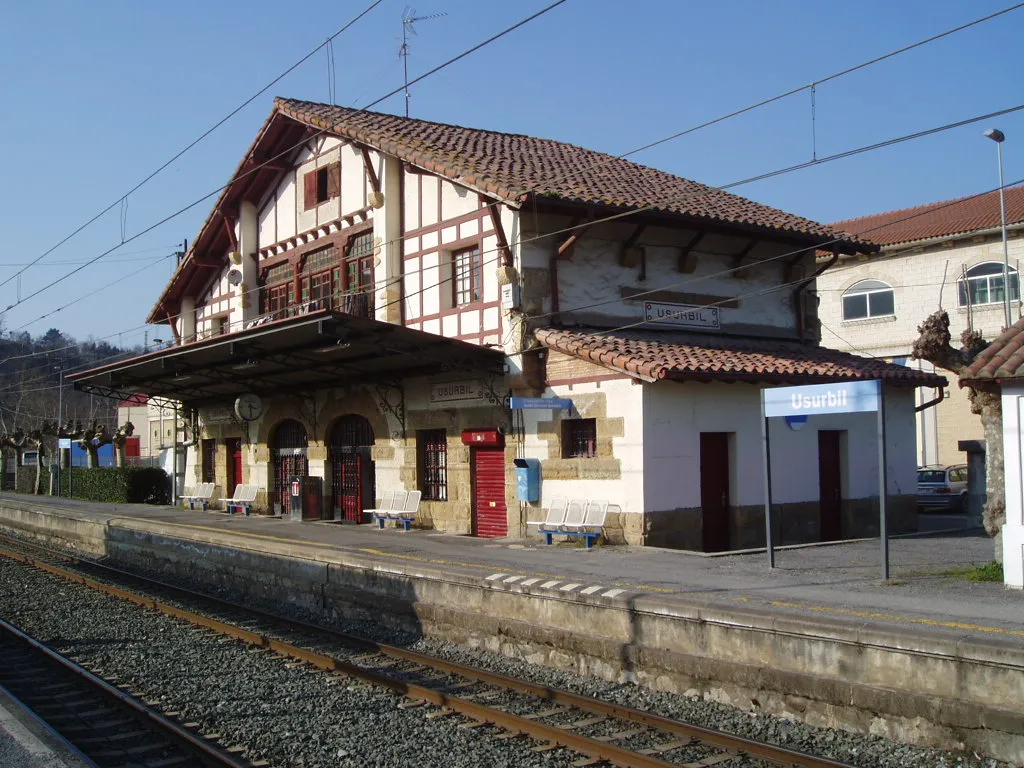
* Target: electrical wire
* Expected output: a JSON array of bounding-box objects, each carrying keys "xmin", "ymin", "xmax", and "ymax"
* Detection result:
[
  {"xmin": 14, "ymin": 102, "xmax": 1017, "ymax": 377},
  {"xmin": 526, "ymin": 2, "xmax": 1024, "ymax": 196},
  {"xmin": 0, "ymin": 0, "xmax": 388, "ymax": 294},
  {"xmin": 1, "ymin": 0, "xmax": 571, "ymax": 321}
]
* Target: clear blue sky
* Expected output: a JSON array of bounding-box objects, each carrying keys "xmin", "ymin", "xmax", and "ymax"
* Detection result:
[{"xmin": 1, "ymin": 0, "xmax": 1021, "ymax": 347}]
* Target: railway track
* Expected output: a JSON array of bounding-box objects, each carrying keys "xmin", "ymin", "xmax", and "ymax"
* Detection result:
[
  {"xmin": 0, "ymin": 616, "xmax": 253, "ymax": 768},
  {"xmin": 0, "ymin": 534, "xmax": 856, "ymax": 768}
]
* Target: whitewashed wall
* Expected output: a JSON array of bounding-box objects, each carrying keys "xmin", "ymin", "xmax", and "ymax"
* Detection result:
[
  {"xmin": 401, "ymin": 169, "xmax": 505, "ymax": 347},
  {"xmin": 521, "ymin": 378, "xmax": 644, "ymax": 514},
  {"xmin": 1000, "ymin": 382, "xmax": 1024, "ymax": 588},
  {"xmin": 642, "ymin": 382, "xmax": 917, "ymax": 511}
]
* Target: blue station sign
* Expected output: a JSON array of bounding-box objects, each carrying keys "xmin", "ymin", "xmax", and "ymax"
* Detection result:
[
  {"xmin": 509, "ymin": 397, "xmax": 573, "ymax": 410},
  {"xmin": 762, "ymin": 380, "xmax": 881, "ymax": 418}
]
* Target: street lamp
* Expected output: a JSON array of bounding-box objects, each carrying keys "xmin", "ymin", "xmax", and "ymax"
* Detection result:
[{"xmin": 984, "ymin": 128, "xmax": 1012, "ymax": 329}]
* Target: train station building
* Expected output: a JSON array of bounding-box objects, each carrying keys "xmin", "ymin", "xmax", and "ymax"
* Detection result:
[{"xmin": 71, "ymin": 97, "xmax": 944, "ymax": 550}]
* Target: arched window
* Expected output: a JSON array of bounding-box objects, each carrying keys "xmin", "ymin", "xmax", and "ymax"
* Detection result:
[
  {"xmin": 957, "ymin": 262, "xmax": 1019, "ymax": 307},
  {"xmin": 841, "ymin": 279, "xmax": 894, "ymax": 320}
]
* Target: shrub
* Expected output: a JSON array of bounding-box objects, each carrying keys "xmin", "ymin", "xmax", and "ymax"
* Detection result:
[{"xmin": 58, "ymin": 467, "xmax": 170, "ymax": 505}]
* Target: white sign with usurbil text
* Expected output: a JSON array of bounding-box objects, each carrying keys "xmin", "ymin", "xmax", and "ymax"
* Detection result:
[
  {"xmin": 430, "ymin": 379, "xmax": 487, "ymax": 406},
  {"xmin": 644, "ymin": 301, "xmax": 720, "ymax": 329}
]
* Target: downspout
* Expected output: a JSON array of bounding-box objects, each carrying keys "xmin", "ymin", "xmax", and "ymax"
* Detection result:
[
  {"xmin": 915, "ymin": 385, "xmax": 945, "ymax": 412},
  {"xmin": 793, "ymin": 250, "xmax": 838, "ymax": 342},
  {"xmin": 549, "ymin": 248, "xmax": 560, "ymax": 324}
]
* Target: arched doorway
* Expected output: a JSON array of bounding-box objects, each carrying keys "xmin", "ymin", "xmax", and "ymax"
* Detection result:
[
  {"xmin": 330, "ymin": 415, "xmax": 375, "ymax": 522},
  {"xmin": 272, "ymin": 419, "xmax": 308, "ymax": 515}
]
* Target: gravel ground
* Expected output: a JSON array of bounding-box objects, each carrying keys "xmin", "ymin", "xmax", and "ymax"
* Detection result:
[
  {"xmin": 0, "ymin": 557, "xmax": 580, "ymax": 768},
  {"xmin": 0, "ymin": 539, "xmax": 1014, "ymax": 768}
]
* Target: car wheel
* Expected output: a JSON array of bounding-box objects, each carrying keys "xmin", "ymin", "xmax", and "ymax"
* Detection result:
[{"xmin": 956, "ymin": 494, "xmax": 969, "ymax": 515}]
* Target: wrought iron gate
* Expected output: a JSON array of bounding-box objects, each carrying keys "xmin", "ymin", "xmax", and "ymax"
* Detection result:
[
  {"xmin": 272, "ymin": 420, "xmax": 308, "ymax": 514},
  {"xmin": 330, "ymin": 415, "xmax": 375, "ymax": 522}
]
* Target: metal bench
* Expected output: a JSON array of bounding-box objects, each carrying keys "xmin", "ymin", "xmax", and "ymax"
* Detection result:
[
  {"xmin": 528, "ymin": 498, "xmax": 568, "ymax": 530},
  {"xmin": 541, "ymin": 499, "xmax": 609, "ymax": 549},
  {"xmin": 181, "ymin": 482, "xmax": 216, "ymax": 511},
  {"xmin": 385, "ymin": 490, "xmax": 422, "ymax": 531},
  {"xmin": 365, "ymin": 490, "xmax": 405, "ymax": 528},
  {"xmin": 366, "ymin": 490, "xmax": 422, "ymax": 531},
  {"xmin": 219, "ymin": 484, "xmax": 259, "ymax": 515}
]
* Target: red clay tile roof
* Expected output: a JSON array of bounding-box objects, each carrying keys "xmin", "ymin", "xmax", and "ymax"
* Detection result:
[
  {"xmin": 831, "ymin": 186, "xmax": 1024, "ymax": 248},
  {"xmin": 536, "ymin": 327, "xmax": 946, "ymax": 386},
  {"xmin": 961, "ymin": 316, "xmax": 1024, "ymax": 382},
  {"xmin": 276, "ymin": 98, "xmax": 863, "ymax": 250}
]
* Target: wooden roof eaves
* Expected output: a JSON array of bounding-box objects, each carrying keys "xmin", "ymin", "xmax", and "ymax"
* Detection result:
[{"xmin": 146, "ymin": 110, "xmax": 305, "ymax": 325}]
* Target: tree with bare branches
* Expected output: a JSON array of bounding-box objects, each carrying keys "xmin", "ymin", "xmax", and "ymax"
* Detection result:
[{"xmin": 912, "ymin": 310, "xmax": 1004, "ymax": 544}]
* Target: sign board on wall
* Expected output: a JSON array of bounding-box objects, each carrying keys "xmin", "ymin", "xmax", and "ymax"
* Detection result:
[
  {"xmin": 509, "ymin": 397, "xmax": 573, "ymax": 410},
  {"xmin": 644, "ymin": 301, "xmax": 720, "ymax": 329},
  {"xmin": 430, "ymin": 380, "xmax": 486, "ymax": 405},
  {"xmin": 762, "ymin": 380, "xmax": 881, "ymax": 418}
]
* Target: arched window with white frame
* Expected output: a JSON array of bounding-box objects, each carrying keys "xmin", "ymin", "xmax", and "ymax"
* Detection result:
[
  {"xmin": 957, "ymin": 262, "xmax": 1019, "ymax": 308},
  {"xmin": 841, "ymin": 279, "xmax": 895, "ymax": 320}
]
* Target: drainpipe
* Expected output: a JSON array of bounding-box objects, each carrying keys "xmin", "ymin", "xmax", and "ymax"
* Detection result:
[
  {"xmin": 793, "ymin": 250, "xmax": 838, "ymax": 342},
  {"xmin": 915, "ymin": 385, "xmax": 945, "ymax": 413},
  {"xmin": 549, "ymin": 248, "xmax": 560, "ymax": 324}
]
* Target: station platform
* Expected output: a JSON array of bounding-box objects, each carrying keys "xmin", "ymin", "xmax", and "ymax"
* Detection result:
[
  {"xmin": 1, "ymin": 493, "xmax": 1022, "ymax": 761},
  {"xmin": 0, "ymin": 493, "xmax": 1020, "ymax": 640},
  {"xmin": 0, "ymin": 686, "xmax": 93, "ymax": 768}
]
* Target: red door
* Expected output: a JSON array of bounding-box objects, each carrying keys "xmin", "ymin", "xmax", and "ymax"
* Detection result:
[
  {"xmin": 818, "ymin": 431, "xmax": 843, "ymax": 541},
  {"xmin": 227, "ymin": 439, "xmax": 242, "ymax": 490},
  {"xmin": 700, "ymin": 432, "xmax": 731, "ymax": 552},
  {"xmin": 471, "ymin": 447, "xmax": 507, "ymax": 538}
]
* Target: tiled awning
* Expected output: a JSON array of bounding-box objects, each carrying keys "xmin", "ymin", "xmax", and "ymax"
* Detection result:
[
  {"xmin": 535, "ymin": 327, "xmax": 947, "ymax": 387},
  {"xmin": 71, "ymin": 310, "xmax": 505, "ymax": 405}
]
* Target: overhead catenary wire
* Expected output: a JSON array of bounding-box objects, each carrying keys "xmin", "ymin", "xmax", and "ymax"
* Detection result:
[
  {"xmin": 15, "ymin": 103, "xmax": 1021, "ymax": 369},
  {"xmin": 0, "ymin": 0, "xmax": 571, "ymax": 322},
  {"xmin": 526, "ymin": 2, "xmax": 1024, "ymax": 196},
  {"xmin": 0, "ymin": 0, "xmax": 389, "ymax": 295},
  {"xmin": 2, "ymin": 1, "xmax": 1014, "ymax": 335}
]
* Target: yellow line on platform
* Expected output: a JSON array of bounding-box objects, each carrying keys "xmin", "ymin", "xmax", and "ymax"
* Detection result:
[{"xmin": 767, "ymin": 600, "xmax": 1024, "ymax": 637}]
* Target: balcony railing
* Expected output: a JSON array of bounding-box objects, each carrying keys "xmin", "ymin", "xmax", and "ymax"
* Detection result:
[{"xmin": 245, "ymin": 289, "xmax": 375, "ymax": 330}]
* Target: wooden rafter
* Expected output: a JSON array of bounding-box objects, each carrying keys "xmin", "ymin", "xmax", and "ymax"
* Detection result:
[
  {"xmin": 557, "ymin": 211, "xmax": 595, "ymax": 261},
  {"xmin": 360, "ymin": 146, "xmax": 381, "ymax": 194},
  {"xmin": 223, "ymin": 218, "xmax": 239, "ymax": 252},
  {"xmin": 487, "ymin": 202, "xmax": 513, "ymax": 267}
]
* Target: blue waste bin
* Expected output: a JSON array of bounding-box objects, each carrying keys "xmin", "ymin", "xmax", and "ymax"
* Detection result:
[{"xmin": 513, "ymin": 458, "xmax": 541, "ymax": 502}]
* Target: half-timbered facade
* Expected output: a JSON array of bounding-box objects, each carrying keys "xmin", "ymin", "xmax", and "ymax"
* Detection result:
[{"xmin": 76, "ymin": 97, "xmax": 945, "ymax": 550}]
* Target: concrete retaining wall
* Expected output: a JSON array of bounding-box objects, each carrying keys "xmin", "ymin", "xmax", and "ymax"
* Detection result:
[{"xmin": 1, "ymin": 500, "xmax": 1021, "ymax": 763}]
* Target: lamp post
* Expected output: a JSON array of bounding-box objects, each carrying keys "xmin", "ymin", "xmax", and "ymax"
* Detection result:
[{"xmin": 984, "ymin": 128, "xmax": 1012, "ymax": 329}]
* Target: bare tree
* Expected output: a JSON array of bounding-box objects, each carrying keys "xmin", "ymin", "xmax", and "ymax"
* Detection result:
[{"xmin": 912, "ymin": 310, "xmax": 1004, "ymax": 542}]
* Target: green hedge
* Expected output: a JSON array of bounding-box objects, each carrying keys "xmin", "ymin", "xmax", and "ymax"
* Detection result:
[
  {"xmin": 6, "ymin": 462, "xmax": 169, "ymax": 505},
  {"xmin": 58, "ymin": 467, "xmax": 170, "ymax": 504}
]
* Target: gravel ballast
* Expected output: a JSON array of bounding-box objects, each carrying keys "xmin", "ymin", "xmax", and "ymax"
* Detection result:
[{"xmin": 0, "ymin": 543, "xmax": 1013, "ymax": 768}]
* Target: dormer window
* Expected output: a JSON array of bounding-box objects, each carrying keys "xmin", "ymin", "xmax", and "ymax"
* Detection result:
[
  {"xmin": 303, "ymin": 162, "xmax": 340, "ymax": 210},
  {"xmin": 841, "ymin": 280, "xmax": 894, "ymax": 320}
]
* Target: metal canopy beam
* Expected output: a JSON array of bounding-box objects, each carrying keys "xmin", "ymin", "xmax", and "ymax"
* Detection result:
[{"xmin": 71, "ymin": 309, "xmax": 505, "ymax": 406}]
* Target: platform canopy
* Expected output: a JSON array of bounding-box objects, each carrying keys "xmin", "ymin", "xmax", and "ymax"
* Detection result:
[{"xmin": 69, "ymin": 310, "xmax": 505, "ymax": 406}]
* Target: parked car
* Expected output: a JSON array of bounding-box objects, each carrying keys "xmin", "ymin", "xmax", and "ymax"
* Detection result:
[{"xmin": 916, "ymin": 465, "xmax": 968, "ymax": 513}]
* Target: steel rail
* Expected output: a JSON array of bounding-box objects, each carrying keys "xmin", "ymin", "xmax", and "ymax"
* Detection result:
[
  {"xmin": 0, "ymin": 536, "xmax": 857, "ymax": 768},
  {"xmin": 0, "ymin": 617, "xmax": 252, "ymax": 768}
]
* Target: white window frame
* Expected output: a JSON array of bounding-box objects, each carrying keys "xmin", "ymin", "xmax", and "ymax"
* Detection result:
[
  {"xmin": 841, "ymin": 279, "xmax": 895, "ymax": 321},
  {"xmin": 957, "ymin": 262, "xmax": 1020, "ymax": 308}
]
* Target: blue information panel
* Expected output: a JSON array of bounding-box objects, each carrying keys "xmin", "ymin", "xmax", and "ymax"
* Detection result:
[
  {"xmin": 762, "ymin": 380, "xmax": 880, "ymax": 418},
  {"xmin": 509, "ymin": 397, "xmax": 573, "ymax": 410}
]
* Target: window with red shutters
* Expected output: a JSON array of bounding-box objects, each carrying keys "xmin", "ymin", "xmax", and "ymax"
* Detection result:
[{"xmin": 303, "ymin": 162, "xmax": 341, "ymax": 210}]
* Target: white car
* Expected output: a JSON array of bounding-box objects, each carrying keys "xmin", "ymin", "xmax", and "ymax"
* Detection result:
[{"xmin": 916, "ymin": 465, "xmax": 968, "ymax": 513}]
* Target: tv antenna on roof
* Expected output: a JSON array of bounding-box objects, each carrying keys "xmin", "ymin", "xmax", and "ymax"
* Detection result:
[{"xmin": 400, "ymin": 7, "xmax": 447, "ymax": 118}]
